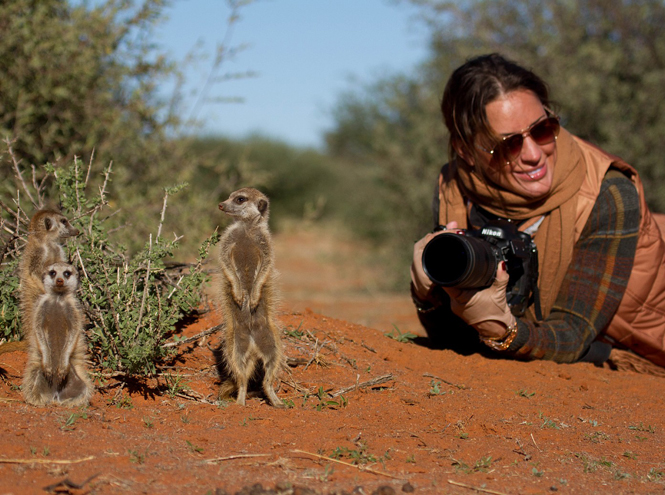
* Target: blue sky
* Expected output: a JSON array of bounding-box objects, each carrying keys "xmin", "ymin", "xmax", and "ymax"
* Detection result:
[{"xmin": 155, "ymin": 0, "xmax": 429, "ymax": 149}]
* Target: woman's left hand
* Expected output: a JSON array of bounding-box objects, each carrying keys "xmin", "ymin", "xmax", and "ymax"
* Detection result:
[
  {"xmin": 410, "ymin": 221, "xmax": 459, "ymax": 299},
  {"xmin": 445, "ymin": 261, "xmax": 514, "ymax": 340}
]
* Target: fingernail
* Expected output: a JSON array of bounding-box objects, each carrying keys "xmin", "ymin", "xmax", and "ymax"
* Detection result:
[{"xmin": 501, "ymin": 261, "xmax": 506, "ymax": 271}]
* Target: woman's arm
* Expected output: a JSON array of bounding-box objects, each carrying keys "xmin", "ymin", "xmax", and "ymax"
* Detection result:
[{"xmin": 506, "ymin": 170, "xmax": 641, "ymax": 362}]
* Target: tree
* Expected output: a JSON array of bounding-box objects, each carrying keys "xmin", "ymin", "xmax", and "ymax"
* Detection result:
[{"xmin": 0, "ymin": 0, "xmax": 178, "ymax": 180}]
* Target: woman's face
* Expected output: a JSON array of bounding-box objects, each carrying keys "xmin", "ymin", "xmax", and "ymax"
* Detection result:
[{"xmin": 476, "ymin": 89, "xmax": 557, "ymax": 199}]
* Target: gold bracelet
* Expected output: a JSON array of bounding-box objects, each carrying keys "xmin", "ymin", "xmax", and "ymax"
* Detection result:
[{"xmin": 480, "ymin": 320, "xmax": 518, "ymax": 351}]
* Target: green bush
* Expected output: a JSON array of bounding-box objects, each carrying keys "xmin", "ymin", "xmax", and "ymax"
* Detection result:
[{"xmin": 0, "ymin": 145, "xmax": 218, "ymax": 376}]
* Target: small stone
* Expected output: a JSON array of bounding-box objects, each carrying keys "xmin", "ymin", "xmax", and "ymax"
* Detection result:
[{"xmin": 402, "ymin": 482, "xmax": 415, "ymax": 493}]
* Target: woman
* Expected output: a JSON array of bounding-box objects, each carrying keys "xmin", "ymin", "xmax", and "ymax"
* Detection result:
[{"xmin": 410, "ymin": 53, "xmax": 665, "ymax": 370}]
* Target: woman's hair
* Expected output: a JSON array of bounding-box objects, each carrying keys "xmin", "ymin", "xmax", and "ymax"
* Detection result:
[{"xmin": 441, "ymin": 53, "xmax": 552, "ymax": 168}]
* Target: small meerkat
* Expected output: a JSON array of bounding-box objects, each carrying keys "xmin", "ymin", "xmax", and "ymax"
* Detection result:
[
  {"xmin": 22, "ymin": 263, "xmax": 93, "ymax": 407},
  {"xmin": 19, "ymin": 209, "xmax": 79, "ymax": 339},
  {"xmin": 216, "ymin": 188, "xmax": 284, "ymax": 407}
]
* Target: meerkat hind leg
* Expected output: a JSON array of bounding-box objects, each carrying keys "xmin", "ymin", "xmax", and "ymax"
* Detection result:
[
  {"xmin": 255, "ymin": 328, "xmax": 285, "ymax": 408},
  {"xmin": 23, "ymin": 366, "xmax": 56, "ymax": 406},
  {"xmin": 235, "ymin": 354, "xmax": 258, "ymax": 406},
  {"xmin": 57, "ymin": 368, "xmax": 88, "ymax": 403},
  {"xmin": 262, "ymin": 361, "xmax": 285, "ymax": 408},
  {"xmin": 231, "ymin": 332, "xmax": 256, "ymax": 406}
]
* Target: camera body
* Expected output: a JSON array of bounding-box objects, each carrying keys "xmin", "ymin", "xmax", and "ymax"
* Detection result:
[{"xmin": 421, "ymin": 220, "xmax": 539, "ymax": 315}]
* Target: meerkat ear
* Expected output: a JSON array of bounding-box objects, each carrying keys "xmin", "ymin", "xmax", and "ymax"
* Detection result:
[
  {"xmin": 258, "ymin": 199, "xmax": 268, "ymax": 215},
  {"xmin": 44, "ymin": 218, "xmax": 53, "ymax": 230}
]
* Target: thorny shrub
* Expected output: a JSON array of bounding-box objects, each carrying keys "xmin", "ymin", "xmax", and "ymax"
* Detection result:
[{"xmin": 0, "ymin": 143, "xmax": 219, "ymax": 376}]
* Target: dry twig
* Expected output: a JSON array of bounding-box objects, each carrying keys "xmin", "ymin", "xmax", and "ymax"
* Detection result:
[
  {"xmin": 0, "ymin": 456, "xmax": 95, "ymax": 465},
  {"xmin": 292, "ymin": 449, "xmax": 401, "ymax": 480},
  {"xmin": 204, "ymin": 453, "xmax": 271, "ymax": 464},
  {"xmin": 448, "ymin": 479, "xmax": 509, "ymax": 495},
  {"xmin": 162, "ymin": 324, "xmax": 223, "ymax": 348},
  {"xmin": 424, "ymin": 372, "xmax": 468, "ymax": 390},
  {"xmin": 330, "ymin": 373, "xmax": 393, "ymax": 397}
]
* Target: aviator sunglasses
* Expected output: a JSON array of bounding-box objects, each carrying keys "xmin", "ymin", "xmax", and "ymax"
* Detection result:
[{"xmin": 478, "ymin": 112, "xmax": 560, "ymax": 167}]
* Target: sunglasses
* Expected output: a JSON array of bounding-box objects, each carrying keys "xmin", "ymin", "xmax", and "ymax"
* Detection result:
[{"xmin": 478, "ymin": 114, "xmax": 560, "ymax": 167}]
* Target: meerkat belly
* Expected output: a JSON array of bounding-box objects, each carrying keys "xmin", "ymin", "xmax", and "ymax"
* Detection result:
[
  {"xmin": 41, "ymin": 300, "xmax": 72, "ymax": 360},
  {"xmin": 233, "ymin": 238, "xmax": 263, "ymax": 287}
]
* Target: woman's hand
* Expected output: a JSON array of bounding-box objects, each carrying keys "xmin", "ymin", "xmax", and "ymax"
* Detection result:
[
  {"xmin": 445, "ymin": 261, "xmax": 515, "ymax": 340},
  {"xmin": 410, "ymin": 221, "xmax": 458, "ymax": 298}
]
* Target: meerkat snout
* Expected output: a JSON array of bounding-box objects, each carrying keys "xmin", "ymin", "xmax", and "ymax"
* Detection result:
[{"xmin": 47, "ymin": 266, "xmax": 75, "ymax": 292}]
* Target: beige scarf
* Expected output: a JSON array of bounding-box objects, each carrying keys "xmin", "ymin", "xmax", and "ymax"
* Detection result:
[{"xmin": 438, "ymin": 128, "xmax": 587, "ymax": 319}]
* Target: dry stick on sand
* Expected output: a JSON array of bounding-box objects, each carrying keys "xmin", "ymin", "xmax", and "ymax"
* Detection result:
[
  {"xmin": 448, "ymin": 479, "xmax": 510, "ymax": 495},
  {"xmin": 0, "ymin": 456, "xmax": 95, "ymax": 465},
  {"xmin": 162, "ymin": 324, "xmax": 224, "ymax": 349},
  {"xmin": 423, "ymin": 372, "xmax": 468, "ymax": 390},
  {"xmin": 330, "ymin": 373, "xmax": 394, "ymax": 397},
  {"xmin": 204, "ymin": 453, "xmax": 271, "ymax": 464},
  {"xmin": 292, "ymin": 449, "xmax": 402, "ymax": 480}
]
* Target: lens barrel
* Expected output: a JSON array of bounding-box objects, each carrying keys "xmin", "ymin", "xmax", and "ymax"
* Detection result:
[{"xmin": 421, "ymin": 233, "xmax": 499, "ymax": 289}]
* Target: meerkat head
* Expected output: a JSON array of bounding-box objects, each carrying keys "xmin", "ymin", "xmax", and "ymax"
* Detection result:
[
  {"xmin": 218, "ymin": 188, "xmax": 269, "ymax": 222},
  {"xmin": 29, "ymin": 210, "xmax": 80, "ymax": 240},
  {"xmin": 42, "ymin": 262, "xmax": 78, "ymax": 295}
]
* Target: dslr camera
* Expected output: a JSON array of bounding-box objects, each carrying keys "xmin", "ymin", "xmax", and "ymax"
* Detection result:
[{"xmin": 421, "ymin": 220, "xmax": 539, "ymax": 315}]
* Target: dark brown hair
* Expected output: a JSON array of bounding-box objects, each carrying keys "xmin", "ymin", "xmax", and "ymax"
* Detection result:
[{"xmin": 441, "ymin": 53, "xmax": 552, "ymax": 168}]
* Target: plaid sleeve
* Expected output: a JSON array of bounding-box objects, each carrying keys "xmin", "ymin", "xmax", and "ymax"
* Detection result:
[{"xmin": 506, "ymin": 170, "xmax": 641, "ymax": 362}]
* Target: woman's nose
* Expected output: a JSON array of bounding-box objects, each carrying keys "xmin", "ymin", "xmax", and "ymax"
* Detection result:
[{"xmin": 518, "ymin": 135, "xmax": 542, "ymax": 163}]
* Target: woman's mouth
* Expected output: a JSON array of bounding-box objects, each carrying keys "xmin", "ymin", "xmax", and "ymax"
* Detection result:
[{"xmin": 516, "ymin": 163, "xmax": 547, "ymax": 181}]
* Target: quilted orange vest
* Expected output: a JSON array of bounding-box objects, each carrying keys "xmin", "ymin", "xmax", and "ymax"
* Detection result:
[{"xmin": 573, "ymin": 137, "xmax": 665, "ymax": 366}]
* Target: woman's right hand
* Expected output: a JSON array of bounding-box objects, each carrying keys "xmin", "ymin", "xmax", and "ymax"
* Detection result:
[{"xmin": 410, "ymin": 221, "xmax": 458, "ymax": 298}]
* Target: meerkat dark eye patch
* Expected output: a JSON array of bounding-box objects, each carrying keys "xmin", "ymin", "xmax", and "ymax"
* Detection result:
[
  {"xmin": 235, "ymin": 196, "xmax": 247, "ymax": 204},
  {"xmin": 49, "ymin": 270, "xmax": 57, "ymax": 277}
]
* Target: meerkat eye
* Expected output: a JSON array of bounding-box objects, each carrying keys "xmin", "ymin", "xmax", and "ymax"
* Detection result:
[
  {"xmin": 63, "ymin": 271, "xmax": 71, "ymax": 278},
  {"xmin": 235, "ymin": 196, "xmax": 247, "ymax": 204},
  {"xmin": 49, "ymin": 270, "xmax": 56, "ymax": 278}
]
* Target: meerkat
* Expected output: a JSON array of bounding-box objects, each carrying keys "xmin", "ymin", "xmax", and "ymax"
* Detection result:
[
  {"xmin": 22, "ymin": 263, "xmax": 93, "ymax": 407},
  {"xmin": 19, "ymin": 209, "xmax": 79, "ymax": 339},
  {"xmin": 216, "ymin": 188, "xmax": 284, "ymax": 407}
]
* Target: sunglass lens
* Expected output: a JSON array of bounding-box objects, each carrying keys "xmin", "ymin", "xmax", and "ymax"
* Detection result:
[
  {"xmin": 502, "ymin": 134, "xmax": 524, "ymax": 161},
  {"xmin": 530, "ymin": 118, "xmax": 560, "ymax": 145}
]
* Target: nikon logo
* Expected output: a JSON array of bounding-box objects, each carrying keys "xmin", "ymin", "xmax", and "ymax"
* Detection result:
[{"xmin": 480, "ymin": 228, "xmax": 502, "ymax": 237}]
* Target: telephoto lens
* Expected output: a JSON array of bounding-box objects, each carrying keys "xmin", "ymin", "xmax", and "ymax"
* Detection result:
[{"xmin": 421, "ymin": 232, "xmax": 499, "ymax": 289}]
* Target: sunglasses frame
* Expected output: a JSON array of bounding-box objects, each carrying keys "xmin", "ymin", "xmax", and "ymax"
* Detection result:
[{"xmin": 477, "ymin": 109, "xmax": 560, "ymax": 167}]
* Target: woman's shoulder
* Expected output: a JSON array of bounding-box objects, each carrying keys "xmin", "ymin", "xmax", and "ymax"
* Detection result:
[
  {"xmin": 586, "ymin": 168, "xmax": 640, "ymax": 234},
  {"xmin": 600, "ymin": 168, "xmax": 638, "ymax": 199}
]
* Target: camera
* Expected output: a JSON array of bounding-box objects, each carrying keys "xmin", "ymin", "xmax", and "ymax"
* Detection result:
[{"xmin": 421, "ymin": 220, "xmax": 539, "ymax": 315}]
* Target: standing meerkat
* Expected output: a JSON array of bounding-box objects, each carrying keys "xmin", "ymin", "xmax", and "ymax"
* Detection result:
[
  {"xmin": 217, "ymin": 188, "xmax": 285, "ymax": 407},
  {"xmin": 22, "ymin": 262, "xmax": 93, "ymax": 407},
  {"xmin": 0, "ymin": 210, "xmax": 79, "ymax": 356},
  {"xmin": 19, "ymin": 209, "xmax": 79, "ymax": 338}
]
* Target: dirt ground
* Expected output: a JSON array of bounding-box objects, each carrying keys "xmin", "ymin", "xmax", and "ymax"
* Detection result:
[{"xmin": 1, "ymin": 226, "xmax": 664, "ymax": 495}]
